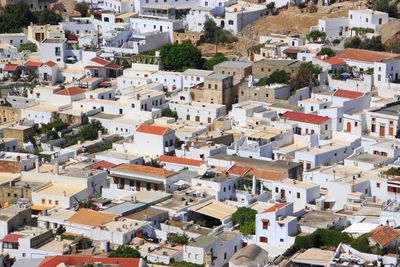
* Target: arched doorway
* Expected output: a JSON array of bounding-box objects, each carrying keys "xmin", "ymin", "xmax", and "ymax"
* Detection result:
[
  {"xmin": 220, "ymin": 21, "xmax": 225, "ymax": 28},
  {"xmin": 346, "ymin": 122, "xmax": 351, "ymax": 133}
]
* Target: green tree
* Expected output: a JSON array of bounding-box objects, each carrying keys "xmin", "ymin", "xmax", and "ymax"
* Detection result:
[
  {"xmin": 161, "ymin": 108, "xmax": 178, "ymax": 120},
  {"xmin": 170, "ymin": 233, "xmax": 189, "ymax": 245},
  {"xmin": 0, "ymin": 2, "xmax": 37, "ymax": 33},
  {"xmin": 160, "ymin": 43, "xmax": 203, "ymax": 71},
  {"xmin": 345, "ymin": 36, "xmax": 385, "ymax": 51},
  {"xmin": 258, "ymin": 70, "xmax": 290, "ymax": 86},
  {"xmin": 38, "ymin": 9, "xmax": 63, "ymax": 25},
  {"xmin": 306, "ymin": 30, "xmax": 326, "ymax": 43},
  {"xmin": 232, "ymin": 207, "xmax": 257, "ymax": 235},
  {"xmin": 75, "ymin": 2, "xmax": 90, "ymax": 17},
  {"xmin": 316, "ymin": 47, "xmax": 336, "ymax": 57},
  {"xmin": 383, "ymin": 167, "xmax": 400, "ymax": 176},
  {"xmin": 19, "ymin": 42, "xmax": 37, "ymax": 52},
  {"xmin": 290, "ymin": 63, "xmax": 321, "ymax": 90},
  {"xmin": 203, "ymin": 19, "xmax": 218, "ymax": 43},
  {"xmin": 267, "ymin": 2, "xmax": 275, "ymax": 9},
  {"xmin": 78, "ymin": 120, "xmax": 106, "ymax": 141},
  {"xmin": 204, "ymin": 53, "xmax": 226, "ymax": 70},
  {"xmin": 109, "ymin": 246, "xmax": 141, "ymax": 258},
  {"xmin": 372, "ymin": 0, "xmax": 398, "ymax": 17}
]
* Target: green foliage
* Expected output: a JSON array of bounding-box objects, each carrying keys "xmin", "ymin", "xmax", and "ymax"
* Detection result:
[
  {"xmin": 162, "ymin": 108, "xmax": 178, "ymax": 120},
  {"xmin": 109, "ymin": 246, "xmax": 141, "ymax": 258},
  {"xmin": 350, "ymin": 234, "xmax": 371, "ymax": 252},
  {"xmin": 306, "ymin": 30, "xmax": 326, "ymax": 43},
  {"xmin": 172, "ymin": 262, "xmax": 204, "ymax": 267},
  {"xmin": 79, "ymin": 120, "xmax": 105, "ymax": 141},
  {"xmin": 170, "ymin": 233, "xmax": 189, "ymax": 245},
  {"xmin": 42, "ymin": 114, "xmax": 68, "ymax": 139},
  {"xmin": 332, "ymin": 39, "xmax": 341, "ymax": 45},
  {"xmin": 372, "ymin": 0, "xmax": 398, "ymax": 17},
  {"xmin": 0, "ymin": 2, "xmax": 37, "ymax": 33},
  {"xmin": 204, "ymin": 53, "xmax": 226, "ymax": 70},
  {"xmin": 145, "ymin": 158, "xmax": 161, "ymax": 167},
  {"xmin": 383, "ymin": 167, "xmax": 400, "ymax": 176},
  {"xmin": 37, "ymin": 9, "xmax": 63, "ymax": 25},
  {"xmin": 75, "ymin": 2, "xmax": 90, "ymax": 17},
  {"xmin": 345, "ymin": 36, "xmax": 385, "ymax": 51},
  {"xmin": 19, "ymin": 42, "xmax": 37, "ymax": 52},
  {"xmin": 203, "ymin": 19, "xmax": 237, "ymax": 44},
  {"xmin": 232, "ymin": 207, "xmax": 257, "ymax": 235},
  {"xmin": 316, "ymin": 47, "xmax": 336, "ymax": 57},
  {"xmin": 294, "ymin": 229, "xmax": 352, "ymax": 250},
  {"xmin": 266, "ymin": 2, "xmax": 275, "ymax": 9},
  {"xmin": 258, "ymin": 70, "xmax": 290, "ymax": 86},
  {"xmin": 160, "ymin": 43, "xmax": 203, "ymax": 71},
  {"xmin": 55, "ymin": 225, "xmax": 66, "ymax": 235},
  {"xmin": 290, "ymin": 63, "xmax": 321, "ymax": 90}
]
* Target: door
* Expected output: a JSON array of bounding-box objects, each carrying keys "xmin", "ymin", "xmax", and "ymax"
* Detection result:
[
  {"xmin": 346, "ymin": 122, "xmax": 351, "ymax": 132},
  {"xmin": 380, "ymin": 125, "xmax": 385, "ymax": 137},
  {"xmin": 280, "ymin": 189, "xmax": 285, "ymax": 199},
  {"xmin": 136, "ymin": 181, "xmax": 141, "ymax": 191},
  {"xmin": 43, "ymin": 73, "xmax": 48, "ymax": 81}
]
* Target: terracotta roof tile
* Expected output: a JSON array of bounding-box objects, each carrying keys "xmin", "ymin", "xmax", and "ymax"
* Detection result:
[
  {"xmin": 112, "ymin": 163, "xmax": 177, "ymax": 178},
  {"xmin": 55, "ymin": 87, "xmax": 86, "ymax": 96},
  {"xmin": 370, "ymin": 226, "xmax": 400, "ymax": 247},
  {"xmin": 337, "ymin": 48, "xmax": 400, "ymax": 63},
  {"xmin": 25, "ymin": 61, "xmax": 43, "ymax": 68},
  {"xmin": 44, "ymin": 61, "xmax": 57, "ymax": 67},
  {"xmin": 39, "ymin": 256, "xmax": 141, "ymax": 267},
  {"xmin": 90, "ymin": 56, "xmax": 110, "ymax": 66},
  {"xmin": 262, "ymin": 202, "xmax": 288, "ymax": 213},
  {"xmin": 3, "ymin": 64, "xmax": 18, "ymax": 72},
  {"xmin": 333, "ymin": 89, "xmax": 364, "ymax": 99},
  {"xmin": 0, "ymin": 233, "xmax": 25, "ymax": 243},
  {"xmin": 136, "ymin": 124, "xmax": 172, "ymax": 136},
  {"xmin": 106, "ymin": 63, "xmax": 123, "ymax": 70},
  {"xmin": 87, "ymin": 160, "xmax": 116, "ymax": 170},
  {"xmin": 281, "ymin": 111, "xmax": 330, "ymax": 125},
  {"xmin": 248, "ymin": 169, "xmax": 285, "ymax": 181},
  {"xmin": 228, "ymin": 164, "xmax": 252, "ymax": 176},
  {"xmin": 314, "ymin": 55, "xmax": 345, "ymax": 65},
  {"xmin": 159, "ymin": 155, "xmax": 203, "ymax": 167}
]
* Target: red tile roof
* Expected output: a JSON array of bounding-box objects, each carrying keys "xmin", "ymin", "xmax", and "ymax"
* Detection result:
[
  {"xmin": 55, "ymin": 87, "xmax": 86, "ymax": 96},
  {"xmin": 0, "ymin": 160, "xmax": 20, "ymax": 173},
  {"xmin": 3, "ymin": 64, "xmax": 18, "ymax": 72},
  {"xmin": 0, "ymin": 233, "xmax": 25, "ymax": 243},
  {"xmin": 262, "ymin": 202, "xmax": 288, "ymax": 213},
  {"xmin": 25, "ymin": 61, "xmax": 43, "ymax": 68},
  {"xmin": 112, "ymin": 163, "xmax": 177, "ymax": 178},
  {"xmin": 87, "ymin": 160, "xmax": 116, "ymax": 170},
  {"xmin": 228, "ymin": 164, "xmax": 252, "ymax": 176},
  {"xmin": 283, "ymin": 48, "xmax": 301, "ymax": 54},
  {"xmin": 314, "ymin": 55, "xmax": 345, "ymax": 65},
  {"xmin": 337, "ymin": 48, "xmax": 400, "ymax": 63},
  {"xmin": 370, "ymin": 226, "xmax": 400, "ymax": 248},
  {"xmin": 159, "ymin": 155, "xmax": 203, "ymax": 167},
  {"xmin": 39, "ymin": 256, "xmax": 141, "ymax": 267},
  {"xmin": 136, "ymin": 124, "xmax": 172, "ymax": 136},
  {"xmin": 106, "ymin": 63, "xmax": 123, "ymax": 70},
  {"xmin": 281, "ymin": 111, "xmax": 330, "ymax": 125},
  {"xmin": 91, "ymin": 56, "xmax": 110, "ymax": 66},
  {"xmin": 44, "ymin": 61, "xmax": 57, "ymax": 68},
  {"xmin": 333, "ymin": 89, "xmax": 364, "ymax": 99}
]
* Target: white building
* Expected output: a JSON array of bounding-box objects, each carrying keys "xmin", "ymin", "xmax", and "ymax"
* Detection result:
[{"xmin": 169, "ymin": 100, "xmax": 226, "ymax": 124}]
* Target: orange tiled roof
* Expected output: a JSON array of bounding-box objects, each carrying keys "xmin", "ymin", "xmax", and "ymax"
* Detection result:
[
  {"xmin": 39, "ymin": 256, "xmax": 141, "ymax": 267},
  {"xmin": 314, "ymin": 55, "xmax": 345, "ymax": 65},
  {"xmin": 136, "ymin": 124, "xmax": 171, "ymax": 136},
  {"xmin": 44, "ymin": 61, "xmax": 57, "ymax": 67},
  {"xmin": 112, "ymin": 163, "xmax": 177, "ymax": 178},
  {"xmin": 337, "ymin": 48, "xmax": 400, "ymax": 63},
  {"xmin": 159, "ymin": 155, "xmax": 203, "ymax": 167},
  {"xmin": 68, "ymin": 209, "xmax": 114, "ymax": 227},
  {"xmin": 262, "ymin": 202, "xmax": 288, "ymax": 213},
  {"xmin": 249, "ymin": 169, "xmax": 285, "ymax": 181},
  {"xmin": 228, "ymin": 164, "xmax": 252, "ymax": 176},
  {"xmin": 281, "ymin": 111, "xmax": 330, "ymax": 125},
  {"xmin": 0, "ymin": 233, "xmax": 25, "ymax": 243},
  {"xmin": 55, "ymin": 87, "xmax": 86, "ymax": 96},
  {"xmin": 370, "ymin": 226, "xmax": 400, "ymax": 247},
  {"xmin": 87, "ymin": 160, "xmax": 115, "ymax": 170},
  {"xmin": 333, "ymin": 89, "xmax": 364, "ymax": 99}
]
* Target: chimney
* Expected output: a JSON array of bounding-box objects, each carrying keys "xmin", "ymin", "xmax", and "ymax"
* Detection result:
[
  {"xmin": 35, "ymin": 158, "xmax": 39, "ymax": 173},
  {"xmin": 54, "ymin": 161, "xmax": 59, "ymax": 175},
  {"xmin": 252, "ymin": 175, "xmax": 256, "ymax": 195}
]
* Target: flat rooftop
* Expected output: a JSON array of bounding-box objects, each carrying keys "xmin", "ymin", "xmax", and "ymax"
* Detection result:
[
  {"xmin": 292, "ymin": 248, "xmax": 334, "ymax": 266},
  {"xmin": 299, "ymin": 210, "xmax": 344, "ymax": 229}
]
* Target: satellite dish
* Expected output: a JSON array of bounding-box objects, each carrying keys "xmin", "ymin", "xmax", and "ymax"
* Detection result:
[{"xmin": 197, "ymin": 163, "xmax": 208, "ymax": 176}]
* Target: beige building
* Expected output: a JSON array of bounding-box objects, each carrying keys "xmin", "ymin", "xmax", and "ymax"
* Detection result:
[
  {"xmin": 0, "ymin": 106, "xmax": 21, "ymax": 124},
  {"xmin": 252, "ymin": 59, "xmax": 302, "ymax": 78},
  {"xmin": 173, "ymin": 31, "xmax": 204, "ymax": 46},
  {"xmin": 238, "ymin": 83, "xmax": 291, "ymax": 102},
  {"xmin": 27, "ymin": 24, "xmax": 64, "ymax": 44},
  {"xmin": 1, "ymin": 0, "xmax": 56, "ymax": 11},
  {"xmin": 191, "ymin": 73, "xmax": 235, "ymax": 109},
  {"xmin": 213, "ymin": 61, "xmax": 252, "ymax": 82},
  {"xmin": 4, "ymin": 125, "xmax": 34, "ymax": 145}
]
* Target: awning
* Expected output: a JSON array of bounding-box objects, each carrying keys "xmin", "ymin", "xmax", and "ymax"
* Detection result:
[{"xmin": 4, "ymin": 64, "xmax": 18, "ymax": 72}]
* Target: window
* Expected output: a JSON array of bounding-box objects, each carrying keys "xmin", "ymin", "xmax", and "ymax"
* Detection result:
[
  {"xmin": 224, "ymin": 253, "xmax": 227, "ymax": 260},
  {"xmin": 355, "ymin": 121, "xmax": 358, "ymax": 127},
  {"xmin": 228, "ymin": 20, "xmax": 234, "ymax": 25},
  {"xmin": 42, "ymin": 199, "xmax": 46, "ymax": 204},
  {"xmin": 55, "ymin": 200, "xmax": 59, "ymax": 205},
  {"xmin": 280, "ymin": 238, "xmax": 284, "ymax": 242},
  {"xmin": 119, "ymin": 109, "xmax": 123, "ymax": 115},
  {"xmin": 48, "ymin": 200, "xmax": 52, "ymax": 204},
  {"xmin": 297, "ymin": 192, "xmax": 301, "ymax": 198},
  {"xmin": 259, "ymin": 236, "xmax": 268, "ymax": 243},
  {"xmin": 262, "ymin": 221, "xmax": 268, "ymax": 229},
  {"xmin": 377, "ymin": 182, "xmax": 381, "ymax": 188},
  {"xmin": 325, "ymin": 124, "xmax": 328, "ymax": 130},
  {"xmin": 275, "ymin": 187, "xmax": 279, "ymax": 193},
  {"xmin": 379, "ymin": 18, "xmax": 383, "ymax": 24}
]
